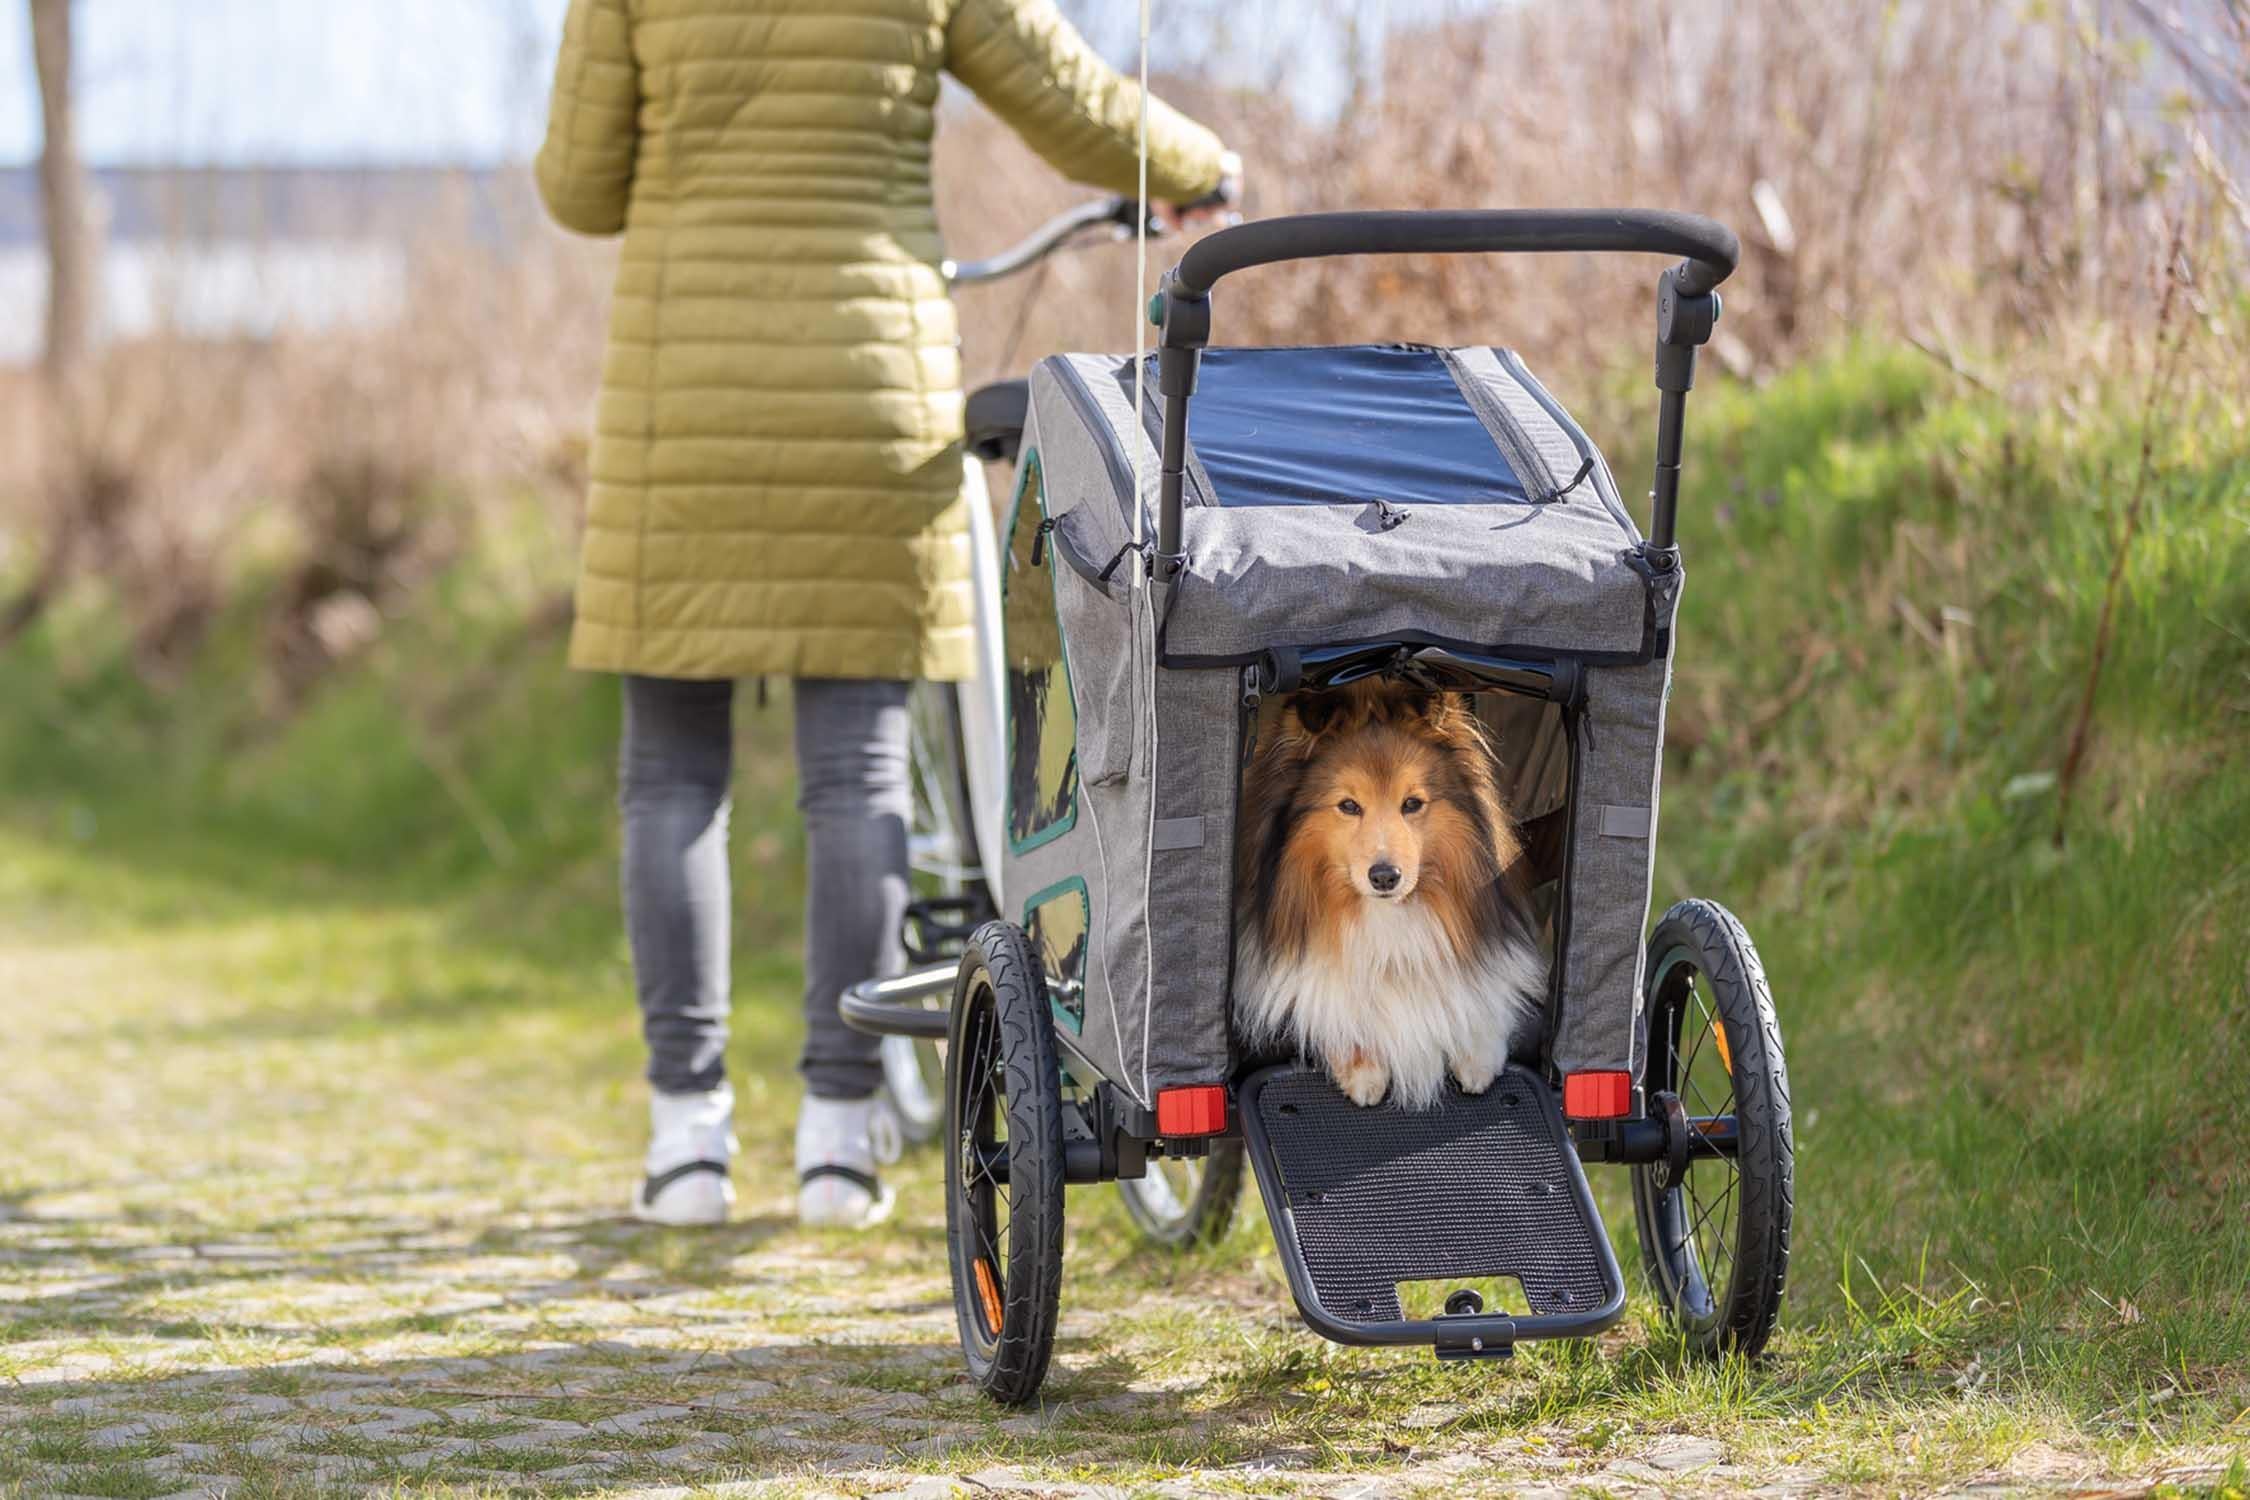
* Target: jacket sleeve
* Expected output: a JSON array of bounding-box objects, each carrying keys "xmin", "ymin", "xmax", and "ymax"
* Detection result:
[
  {"xmin": 945, "ymin": 0, "xmax": 1226, "ymax": 203},
  {"xmin": 535, "ymin": 0, "xmax": 640, "ymax": 236}
]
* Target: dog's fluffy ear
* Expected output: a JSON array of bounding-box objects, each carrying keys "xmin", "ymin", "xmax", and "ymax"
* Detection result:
[
  {"xmin": 1287, "ymin": 690, "xmax": 1348, "ymax": 740},
  {"xmin": 1428, "ymin": 690, "xmax": 1476, "ymax": 732},
  {"xmin": 1392, "ymin": 687, "xmax": 1472, "ymax": 733}
]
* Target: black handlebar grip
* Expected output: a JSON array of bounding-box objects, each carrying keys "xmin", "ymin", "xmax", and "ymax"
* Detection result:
[{"xmin": 1171, "ymin": 209, "xmax": 1739, "ymax": 300}]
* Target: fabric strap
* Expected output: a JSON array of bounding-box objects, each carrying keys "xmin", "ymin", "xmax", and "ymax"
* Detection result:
[
  {"xmin": 798, "ymin": 1163, "xmax": 880, "ymax": 1195},
  {"xmin": 641, "ymin": 1159, "xmax": 728, "ymax": 1200}
]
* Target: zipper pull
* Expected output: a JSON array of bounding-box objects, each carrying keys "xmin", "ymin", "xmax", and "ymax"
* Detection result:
[
  {"xmin": 1030, "ymin": 516, "xmax": 1054, "ymax": 568},
  {"xmin": 1097, "ymin": 538, "xmax": 1150, "ymax": 585},
  {"xmin": 1550, "ymin": 455, "xmax": 1595, "ymax": 502},
  {"xmin": 1239, "ymin": 666, "xmax": 1263, "ymax": 767}
]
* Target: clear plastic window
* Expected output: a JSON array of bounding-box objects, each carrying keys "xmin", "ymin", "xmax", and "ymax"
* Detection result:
[{"xmin": 1002, "ymin": 455, "xmax": 1078, "ymax": 850}]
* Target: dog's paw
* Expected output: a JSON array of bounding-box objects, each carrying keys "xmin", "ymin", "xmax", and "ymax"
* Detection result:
[
  {"xmin": 1449, "ymin": 1055, "xmax": 1499, "ymax": 1095},
  {"xmin": 1331, "ymin": 1048, "xmax": 1390, "ymax": 1107}
]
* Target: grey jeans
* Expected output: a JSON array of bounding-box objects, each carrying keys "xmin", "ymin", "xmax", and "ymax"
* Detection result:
[{"xmin": 620, "ymin": 674, "xmax": 910, "ymax": 1100}]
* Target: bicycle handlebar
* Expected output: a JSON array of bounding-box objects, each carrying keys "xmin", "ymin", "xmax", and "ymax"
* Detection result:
[
  {"xmin": 1171, "ymin": 209, "xmax": 1738, "ymax": 299},
  {"xmin": 945, "ymin": 196, "xmax": 1159, "ymax": 287},
  {"xmin": 944, "ymin": 175, "xmax": 1242, "ymax": 288}
]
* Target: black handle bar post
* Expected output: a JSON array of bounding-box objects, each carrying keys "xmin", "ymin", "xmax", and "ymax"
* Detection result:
[
  {"xmin": 1154, "ymin": 277, "xmax": 1210, "ymax": 568},
  {"xmin": 1647, "ymin": 264, "xmax": 1721, "ymax": 555},
  {"xmin": 1151, "ymin": 209, "xmax": 1738, "ymax": 560}
]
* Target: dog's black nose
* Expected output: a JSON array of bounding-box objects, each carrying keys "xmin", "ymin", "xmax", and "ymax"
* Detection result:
[{"xmin": 1368, "ymin": 862, "xmax": 1401, "ymax": 893}]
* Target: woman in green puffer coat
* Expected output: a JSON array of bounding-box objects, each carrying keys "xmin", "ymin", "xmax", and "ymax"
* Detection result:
[{"xmin": 536, "ymin": 0, "xmax": 1236, "ymax": 1228}]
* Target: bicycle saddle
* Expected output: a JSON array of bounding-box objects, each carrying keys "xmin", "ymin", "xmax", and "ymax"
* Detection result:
[{"xmin": 965, "ymin": 379, "xmax": 1029, "ymax": 464}]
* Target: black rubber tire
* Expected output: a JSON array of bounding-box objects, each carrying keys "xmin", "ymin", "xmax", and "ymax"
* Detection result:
[
  {"xmin": 944, "ymin": 921, "xmax": 1066, "ymax": 1406},
  {"xmin": 1117, "ymin": 1141, "xmax": 1247, "ymax": 1249},
  {"xmin": 1630, "ymin": 898, "xmax": 1794, "ymax": 1358}
]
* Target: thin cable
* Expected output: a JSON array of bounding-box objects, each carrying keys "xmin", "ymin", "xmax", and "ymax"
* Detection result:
[
  {"xmin": 1133, "ymin": 0, "xmax": 1158, "ymax": 1095},
  {"xmin": 1132, "ymin": 0, "xmax": 1151, "ymax": 566}
]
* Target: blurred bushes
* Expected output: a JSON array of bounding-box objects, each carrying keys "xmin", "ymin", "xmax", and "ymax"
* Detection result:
[{"xmin": 0, "ymin": 0, "xmax": 2243, "ymax": 703}]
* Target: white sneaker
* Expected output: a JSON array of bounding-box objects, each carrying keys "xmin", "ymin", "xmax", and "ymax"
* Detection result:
[
  {"xmin": 632, "ymin": 1084, "xmax": 737, "ymax": 1226},
  {"xmin": 795, "ymin": 1094, "xmax": 901, "ymax": 1229}
]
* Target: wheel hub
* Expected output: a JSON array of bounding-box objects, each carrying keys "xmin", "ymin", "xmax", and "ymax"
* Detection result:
[{"xmin": 1650, "ymin": 1089, "xmax": 1692, "ymax": 1193}]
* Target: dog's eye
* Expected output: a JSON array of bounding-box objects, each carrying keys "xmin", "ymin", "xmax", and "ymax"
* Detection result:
[
  {"xmin": 1338, "ymin": 798, "xmax": 1362, "ymax": 817},
  {"xmin": 1401, "ymin": 796, "xmax": 1426, "ymax": 814}
]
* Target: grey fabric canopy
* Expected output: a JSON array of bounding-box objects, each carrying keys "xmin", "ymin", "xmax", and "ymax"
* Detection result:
[{"xmin": 1000, "ymin": 342, "xmax": 1680, "ymax": 1107}]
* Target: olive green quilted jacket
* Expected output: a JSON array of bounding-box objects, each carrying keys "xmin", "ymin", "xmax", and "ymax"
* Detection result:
[{"xmin": 537, "ymin": 0, "xmax": 1227, "ymax": 681}]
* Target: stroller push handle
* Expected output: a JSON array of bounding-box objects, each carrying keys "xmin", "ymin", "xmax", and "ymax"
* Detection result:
[
  {"xmin": 1169, "ymin": 208, "xmax": 1738, "ymax": 298},
  {"xmin": 1151, "ymin": 209, "xmax": 1737, "ymax": 559}
]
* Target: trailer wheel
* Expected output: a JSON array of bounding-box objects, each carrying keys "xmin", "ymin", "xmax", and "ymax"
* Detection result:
[
  {"xmin": 1631, "ymin": 898, "xmax": 1794, "ymax": 1358},
  {"xmin": 944, "ymin": 921, "xmax": 1065, "ymax": 1406}
]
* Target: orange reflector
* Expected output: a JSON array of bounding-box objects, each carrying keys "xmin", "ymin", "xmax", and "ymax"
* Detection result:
[
  {"xmin": 1564, "ymin": 1071, "xmax": 1633, "ymax": 1119},
  {"xmin": 971, "ymin": 1257, "xmax": 1003, "ymax": 1335},
  {"xmin": 1711, "ymin": 1018, "xmax": 1734, "ymax": 1076},
  {"xmin": 1156, "ymin": 1084, "xmax": 1229, "ymax": 1136}
]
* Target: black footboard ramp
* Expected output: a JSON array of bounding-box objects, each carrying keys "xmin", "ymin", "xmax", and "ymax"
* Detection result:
[{"xmin": 1237, "ymin": 1062, "xmax": 1625, "ymax": 1359}]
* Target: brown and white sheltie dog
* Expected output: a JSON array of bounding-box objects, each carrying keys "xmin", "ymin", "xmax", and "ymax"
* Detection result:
[{"xmin": 1234, "ymin": 683, "xmax": 1545, "ymax": 1109}]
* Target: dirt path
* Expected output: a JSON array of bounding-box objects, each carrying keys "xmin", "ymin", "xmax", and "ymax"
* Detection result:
[{"xmin": 1, "ymin": 846, "xmax": 2237, "ymax": 1498}]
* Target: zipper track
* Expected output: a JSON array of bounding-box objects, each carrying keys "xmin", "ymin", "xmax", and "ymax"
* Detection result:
[
  {"xmin": 1498, "ymin": 347, "xmax": 1639, "ymax": 539},
  {"xmin": 1438, "ymin": 346, "xmax": 1556, "ymax": 503},
  {"xmin": 1047, "ymin": 513, "xmax": 1128, "ymax": 596},
  {"xmin": 1543, "ymin": 690, "xmax": 1587, "ymax": 1081},
  {"xmin": 1052, "ymin": 359, "xmax": 1144, "ymax": 537},
  {"xmin": 1222, "ymin": 664, "xmax": 1262, "ymax": 1074}
]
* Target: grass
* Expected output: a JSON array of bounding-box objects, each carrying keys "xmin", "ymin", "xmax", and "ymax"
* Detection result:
[
  {"xmin": 1650, "ymin": 342, "xmax": 2250, "ymax": 1369},
  {"xmin": 0, "ymin": 340, "xmax": 2244, "ymax": 1495}
]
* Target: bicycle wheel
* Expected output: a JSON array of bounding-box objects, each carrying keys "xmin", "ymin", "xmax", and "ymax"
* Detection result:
[
  {"xmin": 944, "ymin": 921, "xmax": 1065, "ymax": 1406},
  {"xmin": 883, "ymin": 679, "xmax": 990, "ymax": 1144},
  {"xmin": 1630, "ymin": 898, "xmax": 1795, "ymax": 1357},
  {"xmin": 1118, "ymin": 1143, "xmax": 1246, "ymax": 1249},
  {"xmin": 907, "ymin": 679, "xmax": 985, "ymax": 894}
]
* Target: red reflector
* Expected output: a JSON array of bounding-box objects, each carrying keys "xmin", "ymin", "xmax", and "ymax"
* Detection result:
[
  {"xmin": 1564, "ymin": 1071, "xmax": 1633, "ymax": 1119},
  {"xmin": 1156, "ymin": 1084, "xmax": 1229, "ymax": 1136}
]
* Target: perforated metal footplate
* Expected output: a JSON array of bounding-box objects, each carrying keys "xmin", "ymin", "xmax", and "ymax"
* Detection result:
[{"xmin": 1239, "ymin": 1062, "xmax": 1623, "ymax": 1343}]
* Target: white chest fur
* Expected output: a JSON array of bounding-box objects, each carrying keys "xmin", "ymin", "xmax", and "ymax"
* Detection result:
[{"xmin": 1236, "ymin": 899, "xmax": 1545, "ymax": 1110}]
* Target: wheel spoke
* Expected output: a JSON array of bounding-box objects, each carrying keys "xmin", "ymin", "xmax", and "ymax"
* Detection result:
[
  {"xmin": 964, "ymin": 1004, "xmax": 1000, "ymax": 1145},
  {"xmin": 1675, "ymin": 1151, "xmax": 1714, "ymax": 1257},
  {"xmin": 1683, "ymin": 1170, "xmax": 1732, "ymax": 1253},
  {"xmin": 960, "ymin": 1011, "xmax": 997, "ymax": 1194},
  {"xmin": 1680, "ymin": 980, "xmax": 1709, "ymax": 1077},
  {"xmin": 1680, "ymin": 989, "xmax": 1721, "ymax": 1108},
  {"xmin": 971, "ymin": 1201, "xmax": 1004, "ymax": 1280},
  {"xmin": 1673, "ymin": 1176, "xmax": 1703, "ymax": 1256}
]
